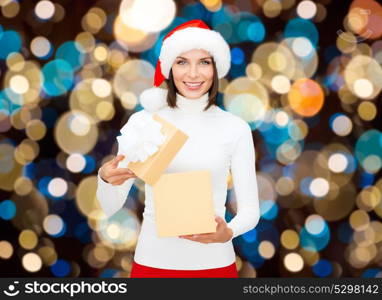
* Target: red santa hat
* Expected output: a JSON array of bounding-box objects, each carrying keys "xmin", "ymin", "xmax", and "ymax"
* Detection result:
[{"xmin": 139, "ymin": 19, "xmax": 231, "ymax": 112}]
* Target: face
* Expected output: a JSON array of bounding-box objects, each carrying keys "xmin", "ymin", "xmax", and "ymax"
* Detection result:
[{"xmin": 171, "ymin": 48, "xmax": 214, "ymax": 99}]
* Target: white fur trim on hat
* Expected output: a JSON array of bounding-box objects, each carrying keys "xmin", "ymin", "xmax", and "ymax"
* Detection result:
[
  {"xmin": 138, "ymin": 87, "xmax": 168, "ymax": 112},
  {"xmin": 159, "ymin": 27, "xmax": 231, "ymax": 79}
]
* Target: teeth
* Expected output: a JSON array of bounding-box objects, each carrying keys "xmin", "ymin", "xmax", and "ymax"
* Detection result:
[{"xmin": 185, "ymin": 82, "xmax": 203, "ymax": 87}]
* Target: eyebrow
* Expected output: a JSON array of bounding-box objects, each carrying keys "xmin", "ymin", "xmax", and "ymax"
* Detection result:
[{"xmin": 176, "ymin": 56, "xmax": 213, "ymax": 60}]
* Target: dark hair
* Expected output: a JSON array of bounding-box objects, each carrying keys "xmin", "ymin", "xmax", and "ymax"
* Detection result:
[{"xmin": 164, "ymin": 58, "xmax": 219, "ymax": 111}]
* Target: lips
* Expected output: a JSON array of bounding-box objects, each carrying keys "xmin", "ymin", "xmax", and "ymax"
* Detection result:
[{"xmin": 183, "ymin": 81, "xmax": 204, "ymax": 89}]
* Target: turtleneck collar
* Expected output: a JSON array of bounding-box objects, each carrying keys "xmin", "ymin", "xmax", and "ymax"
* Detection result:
[{"xmin": 175, "ymin": 92, "xmax": 210, "ymax": 113}]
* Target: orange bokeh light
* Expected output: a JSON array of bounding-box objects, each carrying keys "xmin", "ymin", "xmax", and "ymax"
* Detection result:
[
  {"xmin": 349, "ymin": 0, "xmax": 382, "ymax": 40},
  {"xmin": 288, "ymin": 78, "xmax": 324, "ymax": 117}
]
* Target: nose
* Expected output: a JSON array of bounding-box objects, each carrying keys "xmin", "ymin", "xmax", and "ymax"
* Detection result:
[{"xmin": 187, "ymin": 63, "xmax": 198, "ymax": 79}]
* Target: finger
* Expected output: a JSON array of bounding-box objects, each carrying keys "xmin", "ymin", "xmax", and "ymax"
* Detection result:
[
  {"xmin": 107, "ymin": 175, "xmax": 137, "ymax": 184},
  {"xmin": 110, "ymin": 154, "xmax": 125, "ymax": 167},
  {"xmin": 103, "ymin": 168, "xmax": 134, "ymax": 181},
  {"xmin": 108, "ymin": 168, "xmax": 135, "ymax": 176},
  {"xmin": 181, "ymin": 232, "xmax": 214, "ymax": 241},
  {"xmin": 184, "ymin": 236, "xmax": 211, "ymax": 244},
  {"xmin": 107, "ymin": 154, "xmax": 122, "ymax": 166},
  {"xmin": 179, "ymin": 234, "xmax": 193, "ymax": 238},
  {"xmin": 215, "ymin": 216, "xmax": 224, "ymax": 229},
  {"xmin": 108, "ymin": 174, "xmax": 136, "ymax": 185},
  {"xmin": 111, "ymin": 180, "xmax": 123, "ymax": 186},
  {"xmin": 110, "ymin": 177, "xmax": 132, "ymax": 186},
  {"xmin": 180, "ymin": 235, "xmax": 197, "ymax": 241},
  {"xmin": 215, "ymin": 216, "xmax": 225, "ymax": 223},
  {"xmin": 180, "ymin": 232, "xmax": 211, "ymax": 238},
  {"xmin": 179, "ymin": 233, "xmax": 209, "ymax": 237}
]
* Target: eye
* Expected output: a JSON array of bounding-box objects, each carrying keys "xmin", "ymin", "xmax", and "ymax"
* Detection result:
[
  {"xmin": 176, "ymin": 60, "xmax": 186, "ymax": 65},
  {"xmin": 201, "ymin": 60, "xmax": 211, "ymax": 65}
]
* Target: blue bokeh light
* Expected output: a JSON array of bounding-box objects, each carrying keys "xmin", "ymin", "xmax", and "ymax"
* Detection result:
[
  {"xmin": 312, "ymin": 259, "xmax": 333, "ymax": 277},
  {"xmin": 362, "ymin": 268, "xmax": 382, "ymax": 278},
  {"xmin": 243, "ymin": 228, "xmax": 257, "ymax": 243},
  {"xmin": 55, "ymin": 41, "xmax": 85, "ymax": 71},
  {"xmin": 0, "ymin": 200, "xmax": 16, "ymax": 220},
  {"xmin": 260, "ymin": 200, "xmax": 278, "ymax": 220},
  {"xmin": 284, "ymin": 18, "xmax": 319, "ymax": 46},
  {"xmin": 300, "ymin": 222, "xmax": 330, "ymax": 251},
  {"xmin": 82, "ymin": 155, "xmax": 96, "ymax": 174},
  {"xmin": 0, "ymin": 30, "xmax": 22, "ymax": 59},
  {"xmin": 247, "ymin": 21, "xmax": 266, "ymax": 42},
  {"xmin": 231, "ymin": 47, "xmax": 245, "ymax": 65},
  {"xmin": 50, "ymin": 259, "xmax": 71, "ymax": 277},
  {"xmin": 42, "ymin": 59, "xmax": 74, "ymax": 97}
]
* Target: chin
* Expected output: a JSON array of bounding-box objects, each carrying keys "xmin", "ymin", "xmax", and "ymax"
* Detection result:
[{"xmin": 179, "ymin": 88, "xmax": 208, "ymax": 99}]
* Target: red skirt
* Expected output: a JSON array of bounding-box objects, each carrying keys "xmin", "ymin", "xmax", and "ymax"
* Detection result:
[{"xmin": 130, "ymin": 260, "xmax": 238, "ymax": 278}]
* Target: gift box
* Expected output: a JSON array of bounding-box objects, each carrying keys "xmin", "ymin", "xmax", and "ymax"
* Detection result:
[
  {"xmin": 152, "ymin": 170, "xmax": 217, "ymax": 237},
  {"xmin": 125, "ymin": 114, "xmax": 189, "ymax": 186}
]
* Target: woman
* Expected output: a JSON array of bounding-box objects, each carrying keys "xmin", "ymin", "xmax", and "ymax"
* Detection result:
[{"xmin": 96, "ymin": 20, "xmax": 260, "ymax": 278}]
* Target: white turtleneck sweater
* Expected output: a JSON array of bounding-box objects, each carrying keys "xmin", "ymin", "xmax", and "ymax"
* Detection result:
[{"xmin": 96, "ymin": 90, "xmax": 260, "ymax": 270}]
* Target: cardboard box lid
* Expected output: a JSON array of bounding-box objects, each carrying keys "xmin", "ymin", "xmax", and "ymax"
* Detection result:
[{"xmin": 127, "ymin": 114, "xmax": 188, "ymax": 185}]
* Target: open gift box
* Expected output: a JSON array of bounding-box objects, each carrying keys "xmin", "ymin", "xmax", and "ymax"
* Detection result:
[
  {"xmin": 152, "ymin": 170, "xmax": 217, "ymax": 238},
  {"xmin": 123, "ymin": 113, "xmax": 189, "ymax": 186}
]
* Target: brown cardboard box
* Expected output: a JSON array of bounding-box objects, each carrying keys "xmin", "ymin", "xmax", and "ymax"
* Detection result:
[
  {"xmin": 152, "ymin": 170, "xmax": 217, "ymax": 237},
  {"xmin": 127, "ymin": 114, "xmax": 188, "ymax": 186}
]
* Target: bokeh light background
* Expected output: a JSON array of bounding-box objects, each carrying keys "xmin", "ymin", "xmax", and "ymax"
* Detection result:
[{"xmin": 0, "ymin": 0, "xmax": 382, "ymax": 278}]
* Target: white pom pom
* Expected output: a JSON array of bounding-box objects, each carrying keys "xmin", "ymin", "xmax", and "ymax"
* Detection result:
[{"xmin": 138, "ymin": 87, "xmax": 168, "ymax": 112}]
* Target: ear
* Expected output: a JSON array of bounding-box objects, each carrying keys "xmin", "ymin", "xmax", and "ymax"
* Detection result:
[{"xmin": 138, "ymin": 87, "xmax": 168, "ymax": 112}]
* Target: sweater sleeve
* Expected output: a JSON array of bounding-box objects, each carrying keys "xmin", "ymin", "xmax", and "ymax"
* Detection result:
[
  {"xmin": 96, "ymin": 116, "xmax": 138, "ymax": 218},
  {"xmin": 226, "ymin": 123, "xmax": 260, "ymax": 240},
  {"xmin": 96, "ymin": 169, "xmax": 135, "ymax": 218}
]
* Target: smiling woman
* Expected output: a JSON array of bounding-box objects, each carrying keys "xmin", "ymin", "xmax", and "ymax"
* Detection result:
[
  {"xmin": 96, "ymin": 19, "xmax": 260, "ymax": 278},
  {"xmin": 172, "ymin": 50, "xmax": 214, "ymax": 96},
  {"xmin": 166, "ymin": 49, "xmax": 219, "ymax": 111}
]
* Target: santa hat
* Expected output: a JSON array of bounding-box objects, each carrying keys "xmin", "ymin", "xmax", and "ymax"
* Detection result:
[{"xmin": 139, "ymin": 19, "xmax": 231, "ymax": 112}]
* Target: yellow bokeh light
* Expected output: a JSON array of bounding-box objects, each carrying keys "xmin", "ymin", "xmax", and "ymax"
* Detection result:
[
  {"xmin": 349, "ymin": 210, "xmax": 370, "ymax": 231},
  {"xmin": 271, "ymin": 75, "xmax": 291, "ymax": 94},
  {"xmin": 0, "ymin": 240, "xmax": 13, "ymax": 259},
  {"xmin": 275, "ymin": 177, "xmax": 295, "ymax": 196},
  {"xmin": 344, "ymin": 55, "xmax": 382, "ymax": 99},
  {"xmin": 37, "ymin": 246, "xmax": 57, "ymax": 266},
  {"xmin": 22, "ymin": 252, "xmax": 42, "ymax": 272},
  {"xmin": 281, "ymin": 229, "xmax": 300, "ymax": 249},
  {"xmin": 263, "ymin": 0, "xmax": 282, "ymax": 18},
  {"xmin": 54, "ymin": 110, "xmax": 98, "ymax": 155},
  {"xmin": 96, "ymin": 101, "xmax": 115, "ymax": 121},
  {"xmin": 9, "ymin": 75, "xmax": 29, "ymax": 94},
  {"xmin": 76, "ymin": 176, "xmax": 101, "ymax": 217},
  {"xmin": 81, "ymin": 7, "xmax": 106, "ymax": 34},
  {"xmin": 19, "ymin": 229, "xmax": 38, "ymax": 250},
  {"xmin": 35, "ymin": 0, "xmax": 55, "ymax": 20},
  {"xmin": 14, "ymin": 176, "xmax": 33, "ymax": 196},
  {"xmin": 246, "ymin": 63, "xmax": 262, "ymax": 80},
  {"xmin": 259, "ymin": 241, "xmax": 276, "ymax": 259},
  {"xmin": 284, "ymin": 252, "xmax": 304, "ymax": 272},
  {"xmin": 26, "ymin": 119, "xmax": 47, "ymax": 141},
  {"xmin": 120, "ymin": 91, "xmax": 137, "ymax": 110},
  {"xmin": 1, "ymin": 0, "xmax": 20, "ymax": 18},
  {"xmin": 93, "ymin": 45, "xmax": 109, "ymax": 62},
  {"xmin": 119, "ymin": 0, "xmax": 176, "ymax": 33},
  {"xmin": 358, "ymin": 101, "xmax": 377, "ymax": 121}
]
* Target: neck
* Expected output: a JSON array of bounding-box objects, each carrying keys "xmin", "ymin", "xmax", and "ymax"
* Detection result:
[{"xmin": 175, "ymin": 92, "xmax": 211, "ymax": 113}]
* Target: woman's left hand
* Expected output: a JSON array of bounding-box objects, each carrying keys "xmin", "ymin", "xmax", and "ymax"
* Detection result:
[{"xmin": 179, "ymin": 216, "xmax": 233, "ymax": 243}]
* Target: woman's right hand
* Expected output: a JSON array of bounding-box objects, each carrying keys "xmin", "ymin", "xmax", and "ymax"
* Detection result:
[{"xmin": 99, "ymin": 154, "xmax": 137, "ymax": 186}]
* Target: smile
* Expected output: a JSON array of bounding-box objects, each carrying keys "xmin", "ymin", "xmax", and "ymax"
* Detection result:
[{"xmin": 183, "ymin": 82, "xmax": 204, "ymax": 89}]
